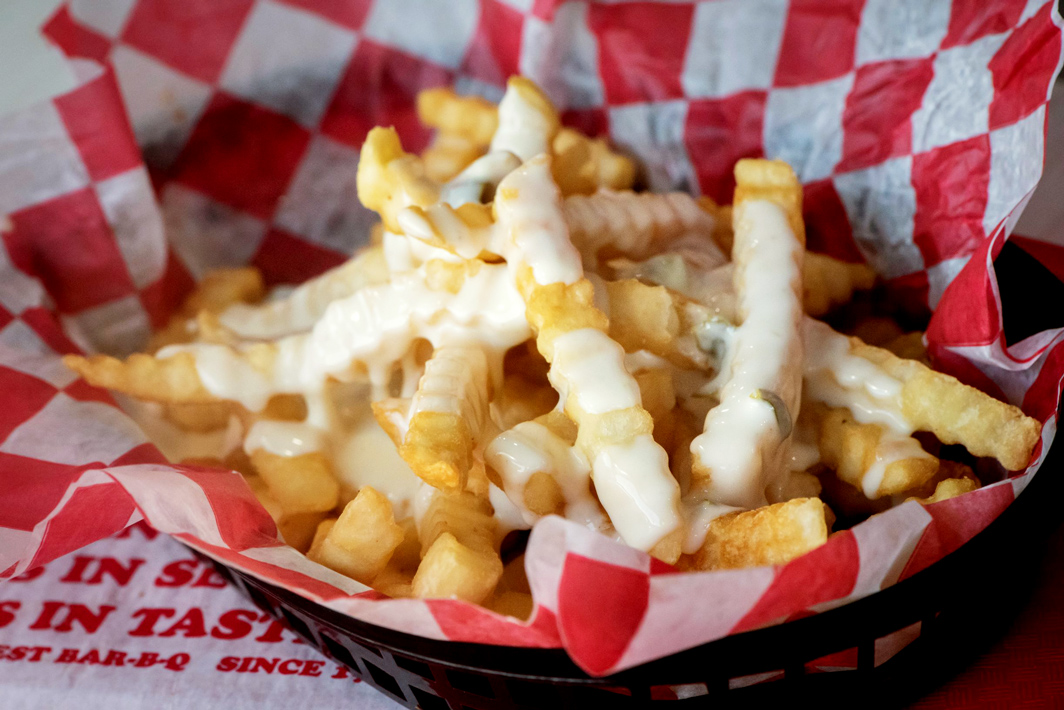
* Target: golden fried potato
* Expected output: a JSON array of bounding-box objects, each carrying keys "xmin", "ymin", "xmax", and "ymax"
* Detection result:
[
  {"xmin": 417, "ymin": 87, "xmax": 633, "ymax": 198},
  {"xmin": 400, "ymin": 346, "xmax": 491, "ymax": 492},
  {"xmin": 497, "ymin": 156, "xmax": 683, "ymax": 562},
  {"xmin": 164, "ymin": 401, "xmax": 236, "ymax": 432},
  {"xmin": 687, "ymin": 498, "xmax": 831, "ymax": 571},
  {"xmin": 149, "ymin": 268, "xmax": 265, "ymax": 350},
  {"xmin": 278, "ymin": 512, "xmax": 328, "ymax": 553},
  {"xmin": 489, "ymin": 591, "xmax": 534, "ymax": 619},
  {"xmin": 552, "ymin": 127, "xmax": 636, "ymax": 196},
  {"xmin": 244, "ymin": 474, "xmax": 325, "ymax": 552},
  {"xmin": 853, "ymin": 340, "xmax": 1040, "ymax": 471},
  {"xmin": 911, "ymin": 476, "xmax": 980, "ymax": 504},
  {"xmin": 808, "ymin": 403, "xmax": 939, "ymax": 498},
  {"xmin": 523, "ymin": 471, "xmax": 564, "ymax": 517},
  {"xmin": 803, "ymin": 252, "xmax": 877, "ymax": 317},
  {"xmin": 416, "ymin": 87, "xmax": 499, "ymax": 146},
  {"xmin": 421, "ymin": 132, "xmax": 485, "ymax": 182},
  {"xmin": 604, "ymin": 279, "xmax": 716, "ymax": 370},
  {"xmin": 564, "ymin": 190, "xmax": 715, "ymax": 266},
  {"xmin": 490, "ymin": 77, "xmax": 559, "ymax": 161},
  {"xmin": 732, "ymin": 158, "xmax": 805, "ymax": 242},
  {"xmin": 689, "ymin": 159, "xmax": 805, "ymax": 510},
  {"xmin": 412, "ymin": 486, "xmax": 503, "ymax": 602},
  {"xmin": 357, "ymin": 127, "xmax": 440, "ymax": 232},
  {"xmin": 883, "ymin": 332, "xmax": 929, "ymax": 365},
  {"xmin": 371, "ymin": 398, "xmax": 410, "ymax": 448},
  {"xmin": 216, "ymin": 246, "xmax": 389, "ymax": 340},
  {"xmin": 64, "ymin": 352, "xmax": 216, "ymax": 403},
  {"xmin": 307, "ymin": 487, "xmax": 405, "ymax": 584},
  {"xmin": 412, "ymin": 532, "xmax": 503, "ymax": 603},
  {"xmin": 251, "ymin": 449, "xmax": 340, "ymax": 515}
]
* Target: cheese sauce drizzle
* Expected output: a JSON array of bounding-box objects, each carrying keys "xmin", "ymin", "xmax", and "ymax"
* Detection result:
[
  {"xmin": 218, "ymin": 247, "xmax": 389, "ymax": 340},
  {"xmin": 159, "ymin": 262, "xmax": 531, "ymax": 412},
  {"xmin": 494, "ymin": 155, "xmax": 681, "ymax": 552},
  {"xmin": 484, "ymin": 420, "xmax": 608, "ymax": 531},
  {"xmin": 802, "ymin": 318, "xmax": 911, "ymax": 434},
  {"xmin": 690, "ymin": 199, "xmax": 805, "ymax": 510},
  {"xmin": 440, "ymin": 151, "xmax": 522, "ymax": 208}
]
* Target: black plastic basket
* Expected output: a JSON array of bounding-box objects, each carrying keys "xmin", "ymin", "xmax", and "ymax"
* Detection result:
[{"xmin": 206, "ymin": 241, "xmax": 1064, "ymax": 709}]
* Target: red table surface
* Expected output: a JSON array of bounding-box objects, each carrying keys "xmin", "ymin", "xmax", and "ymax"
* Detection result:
[{"xmin": 909, "ymin": 521, "xmax": 1064, "ymax": 709}]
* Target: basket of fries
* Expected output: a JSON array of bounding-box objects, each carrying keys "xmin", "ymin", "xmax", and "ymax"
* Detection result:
[{"xmin": 3, "ymin": 1, "xmax": 1064, "ymax": 707}]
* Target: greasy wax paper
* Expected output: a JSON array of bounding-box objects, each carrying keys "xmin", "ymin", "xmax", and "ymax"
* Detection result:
[{"xmin": 0, "ymin": 0, "xmax": 1062, "ymax": 678}]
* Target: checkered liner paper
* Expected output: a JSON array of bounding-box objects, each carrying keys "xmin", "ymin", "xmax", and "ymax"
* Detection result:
[{"xmin": 0, "ymin": 0, "xmax": 1062, "ymax": 678}]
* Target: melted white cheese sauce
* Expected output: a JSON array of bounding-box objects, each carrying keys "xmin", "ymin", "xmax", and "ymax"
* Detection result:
[
  {"xmin": 860, "ymin": 432, "xmax": 933, "ymax": 499},
  {"xmin": 593, "ymin": 435, "xmax": 681, "ymax": 551},
  {"xmin": 331, "ymin": 414, "xmax": 423, "ymax": 519},
  {"xmin": 802, "ymin": 318, "xmax": 910, "ymax": 434},
  {"xmin": 682, "ymin": 498, "xmax": 742, "ymax": 555},
  {"xmin": 549, "ymin": 329, "xmax": 641, "ymax": 414},
  {"xmin": 440, "ymin": 151, "xmax": 522, "ymax": 207},
  {"xmin": 159, "ymin": 262, "xmax": 531, "ymax": 412},
  {"xmin": 494, "ymin": 156, "xmax": 681, "ymax": 552},
  {"xmin": 485, "ymin": 420, "xmax": 607, "ymax": 531},
  {"xmin": 120, "ymin": 398, "xmax": 243, "ymax": 463},
  {"xmin": 218, "ymin": 249, "xmax": 388, "ymax": 339},
  {"xmin": 690, "ymin": 200, "xmax": 804, "ymax": 510},
  {"xmin": 489, "ymin": 86, "xmax": 554, "ymax": 162},
  {"xmin": 244, "ymin": 420, "xmax": 323, "ymax": 457}
]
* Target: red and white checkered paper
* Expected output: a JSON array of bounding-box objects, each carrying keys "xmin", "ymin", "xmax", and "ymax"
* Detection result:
[{"xmin": 1, "ymin": 0, "xmax": 1063, "ymax": 678}]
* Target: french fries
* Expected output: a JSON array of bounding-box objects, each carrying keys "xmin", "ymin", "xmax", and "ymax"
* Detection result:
[
  {"xmin": 803, "ymin": 318, "xmax": 1040, "ymax": 471},
  {"xmin": 689, "ymin": 160, "xmax": 806, "ymax": 511},
  {"xmin": 805, "ymin": 403, "xmax": 939, "ymax": 498},
  {"xmin": 357, "ymin": 127, "xmax": 440, "ymax": 232},
  {"xmin": 494, "ymin": 154, "xmax": 683, "ymax": 562},
  {"xmin": 308, "ymin": 487, "xmax": 405, "ymax": 584},
  {"xmin": 802, "ymin": 252, "xmax": 878, "ymax": 317},
  {"xmin": 685, "ymin": 498, "xmax": 831, "ymax": 571},
  {"xmin": 564, "ymin": 190, "xmax": 718, "ymax": 267},
  {"xmin": 67, "ymin": 75, "xmax": 1044, "ymax": 610},
  {"xmin": 401, "ymin": 345, "xmax": 492, "ymax": 491}
]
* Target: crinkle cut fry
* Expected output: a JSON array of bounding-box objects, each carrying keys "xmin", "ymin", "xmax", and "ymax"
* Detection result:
[
  {"xmin": 851, "ymin": 339, "xmax": 1041, "ymax": 471},
  {"xmin": 64, "ymin": 351, "xmax": 218, "ymax": 403},
  {"xmin": 400, "ymin": 345, "xmax": 492, "ymax": 492},
  {"xmin": 369, "ymin": 392, "xmax": 503, "ymax": 601},
  {"xmin": 733, "ymin": 159, "xmax": 806, "ymax": 243},
  {"xmin": 564, "ymin": 189, "xmax": 717, "ymax": 266},
  {"xmin": 413, "ymin": 487, "xmax": 503, "ymax": 604},
  {"xmin": 308, "ymin": 487, "xmax": 405, "ymax": 586},
  {"xmin": 551, "ymin": 127, "xmax": 637, "ymax": 196},
  {"xmin": 495, "ymin": 154, "xmax": 682, "ymax": 562},
  {"xmin": 396, "ymin": 202, "xmax": 495, "ymax": 260},
  {"xmin": 357, "ymin": 127, "xmax": 440, "ymax": 232},
  {"xmin": 369, "ymin": 398, "xmax": 503, "ymax": 600},
  {"xmin": 805, "ymin": 402, "xmax": 939, "ymax": 498},
  {"xmin": 689, "ymin": 159, "xmax": 806, "ymax": 509},
  {"xmin": 490, "ymin": 76, "xmax": 560, "ymax": 163},
  {"xmin": 218, "ymin": 245, "xmax": 389, "ymax": 339}
]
